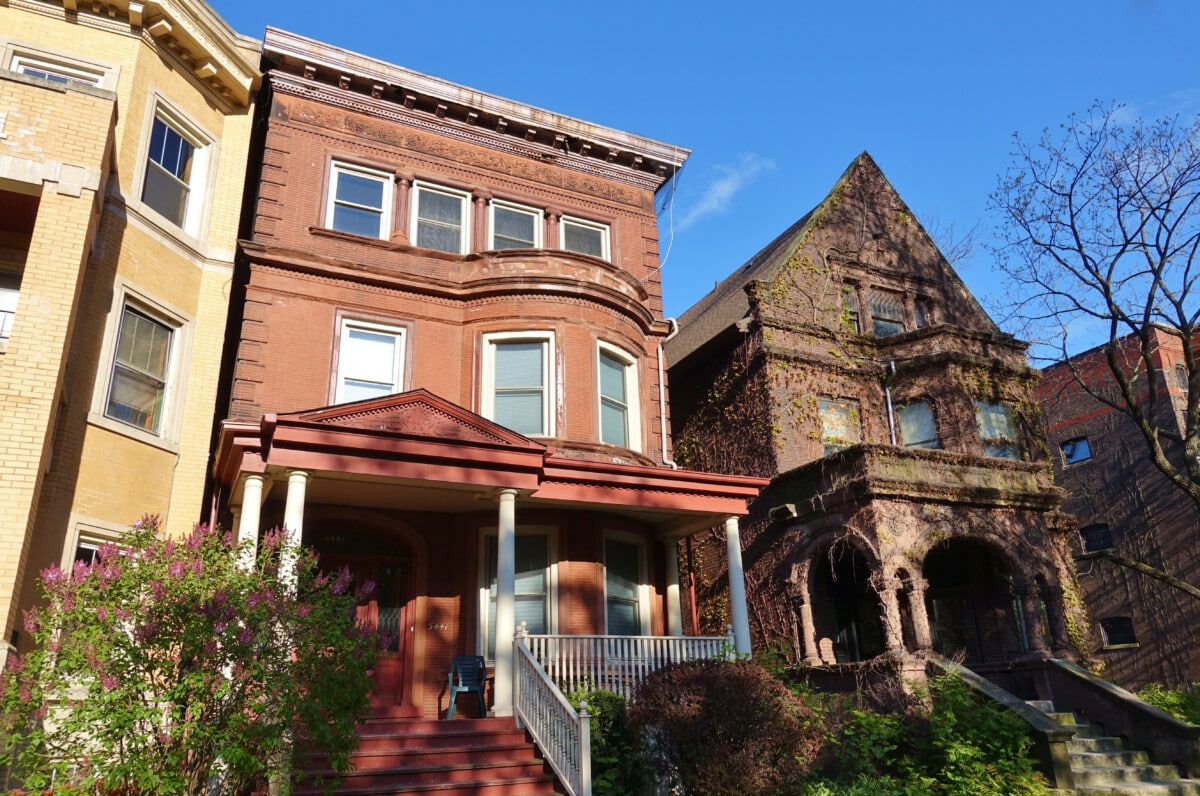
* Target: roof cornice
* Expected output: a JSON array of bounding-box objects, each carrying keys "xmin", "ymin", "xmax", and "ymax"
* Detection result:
[{"xmin": 262, "ymin": 27, "xmax": 688, "ymax": 192}]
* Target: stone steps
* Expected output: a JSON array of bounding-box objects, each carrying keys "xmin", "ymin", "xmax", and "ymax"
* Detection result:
[{"xmin": 1027, "ymin": 701, "xmax": 1200, "ymax": 795}]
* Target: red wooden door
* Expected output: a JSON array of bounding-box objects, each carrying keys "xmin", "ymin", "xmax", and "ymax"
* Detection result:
[{"xmin": 322, "ymin": 554, "xmax": 417, "ymax": 715}]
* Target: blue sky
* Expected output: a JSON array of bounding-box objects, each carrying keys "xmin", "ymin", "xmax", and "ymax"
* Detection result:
[{"xmin": 210, "ymin": 0, "xmax": 1200, "ymax": 339}]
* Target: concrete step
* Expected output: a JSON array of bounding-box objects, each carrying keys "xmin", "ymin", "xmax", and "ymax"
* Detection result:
[
  {"xmin": 1075, "ymin": 782, "xmax": 1200, "ymax": 795},
  {"xmin": 1073, "ymin": 763, "xmax": 1188, "ymax": 787}
]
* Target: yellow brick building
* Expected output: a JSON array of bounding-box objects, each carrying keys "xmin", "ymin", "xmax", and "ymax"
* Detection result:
[{"xmin": 0, "ymin": 0, "xmax": 259, "ymax": 665}]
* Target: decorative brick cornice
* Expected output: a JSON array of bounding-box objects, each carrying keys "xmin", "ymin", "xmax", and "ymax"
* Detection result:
[{"xmin": 262, "ymin": 28, "xmax": 687, "ymax": 192}]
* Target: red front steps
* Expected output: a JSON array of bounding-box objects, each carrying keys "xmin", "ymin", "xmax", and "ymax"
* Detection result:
[{"xmin": 296, "ymin": 717, "xmax": 563, "ymax": 796}]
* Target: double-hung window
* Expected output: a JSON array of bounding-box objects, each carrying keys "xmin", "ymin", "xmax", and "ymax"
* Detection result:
[
  {"xmin": 605, "ymin": 536, "xmax": 646, "ymax": 636},
  {"xmin": 334, "ymin": 319, "xmax": 405, "ymax": 403},
  {"xmin": 975, "ymin": 401, "xmax": 1021, "ymax": 459},
  {"xmin": 482, "ymin": 333, "xmax": 554, "ymax": 436},
  {"xmin": 598, "ymin": 343, "xmax": 640, "ymax": 450},
  {"xmin": 105, "ymin": 304, "xmax": 174, "ymax": 434},
  {"xmin": 896, "ymin": 400, "xmax": 940, "ymax": 449},
  {"xmin": 819, "ymin": 397, "xmax": 862, "ymax": 456},
  {"xmin": 140, "ymin": 102, "xmax": 211, "ymax": 236},
  {"xmin": 413, "ymin": 182, "xmax": 469, "ymax": 254},
  {"xmin": 482, "ymin": 531, "xmax": 552, "ymax": 658},
  {"xmin": 561, "ymin": 216, "xmax": 609, "ymax": 260},
  {"xmin": 327, "ymin": 163, "xmax": 392, "ymax": 239},
  {"xmin": 490, "ymin": 201, "xmax": 541, "ymax": 250}
]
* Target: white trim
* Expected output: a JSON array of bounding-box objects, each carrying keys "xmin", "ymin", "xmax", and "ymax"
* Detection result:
[
  {"xmin": 135, "ymin": 91, "xmax": 217, "ymax": 242},
  {"xmin": 488, "ymin": 199, "xmax": 543, "ymax": 250},
  {"xmin": 596, "ymin": 341, "xmax": 641, "ymax": 452},
  {"xmin": 326, "ymin": 161, "xmax": 393, "ymax": 239},
  {"xmin": 411, "ymin": 180, "xmax": 470, "ymax": 254},
  {"xmin": 478, "ymin": 525, "xmax": 559, "ymax": 661},
  {"xmin": 90, "ymin": 281, "xmax": 192, "ymax": 447},
  {"xmin": 62, "ymin": 515, "xmax": 130, "ymax": 570},
  {"xmin": 602, "ymin": 531, "xmax": 650, "ymax": 636},
  {"xmin": 560, "ymin": 215, "xmax": 610, "ymax": 261},
  {"xmin": 333, "ymin": 317, "xmax": 406, "ymax": 403},
  {"xmin": 481, "ymin": 331, "xmax": 556, "ymax": 437}
]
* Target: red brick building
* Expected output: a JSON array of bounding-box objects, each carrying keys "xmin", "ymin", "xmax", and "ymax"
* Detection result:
[
  {"xmin": 209, "ymin": 29, "xmax": 765, "ymax": 722},
  {"xmin": 666, "ymin": 154, "xmax": 1082, "ymax": 685},
  {"xmin": 1039, "ymin": 328, "xmax": 1200, "ymax": 689}
]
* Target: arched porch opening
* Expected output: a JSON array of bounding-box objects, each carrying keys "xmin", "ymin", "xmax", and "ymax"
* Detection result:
[
  {"xmin": 810, "ymin": 542, "xmax": 885, "ymax": 663},
  {"xmin": 922, "ymin": 538, "xmax": 1022, "ymax": 664}
]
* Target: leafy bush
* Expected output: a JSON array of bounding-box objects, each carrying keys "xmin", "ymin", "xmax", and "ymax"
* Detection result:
[
  {"xmin": 0, "ymin": 516, "xmax": 377, "ymax": 795},
  {"xmin": 565, "ymin": 689, "xmax": 643, "ymax": 796},
  {"xmin": 1139, "ymin": 683, "xmax": 1200, "ymax": 724},
  {"xmin": 802, "ymin": 673, "xmax": 1047, "ymax": 795},
  {"xmin": 627, "ymin": 658, "xmax": 821, "ymax": 796}
]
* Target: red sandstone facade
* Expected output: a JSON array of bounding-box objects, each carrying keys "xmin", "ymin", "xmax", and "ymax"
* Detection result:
[
  {"xmin": 1039, "ymin": 329, "xmax": 1200, "ymax": 689},
  {"xmin": 666, "ymin": 154, "xmax": 1081, "ymax": 688},
  {"xmin": 210, "ymin": 29, "xmax": 764, "ymax": 720}
]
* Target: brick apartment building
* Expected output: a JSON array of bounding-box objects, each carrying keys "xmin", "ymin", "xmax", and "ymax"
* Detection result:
[
  {"xmin": 209, "ymin": 28, "xmax": 765, "ymax": 721},
  {"xmin": 1039, "ymin": 328, "xmax": 1200, "ymax": 689},
  {"xmin": 665, "ymin": 153, "xmax": 1082, "ymax": 682},
  {"xmin": 0, "ymin": 0, "xmax": 258, "ymax": 665}
]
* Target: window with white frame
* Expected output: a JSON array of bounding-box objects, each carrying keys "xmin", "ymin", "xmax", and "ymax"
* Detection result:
[
  {"xmin": 604, "ymin": 536, "xmax": 648, "ymax": 636},
  {"xmin": 481, "ymin": 531, "xmax": 554, "ymax": 659},
  {"xmin": 11, "ymin": 54, "xmax": 104, "ymax": 86},
  {"xmin": 482, "ymin": 332, "xmax": 554, "ymax": 436},
  {"xmin": 412, "ymin": 182, "xmax": 469, "ymax": 254},
  {"xmin": 598, "ymin": 343, "xmax": 640, "ymax": 450},
  {"xmin": 140, "ymin": 105, "xmax": 211, "ymax": 234},
  {"xmin": 0, "ymin": 270, "xmax": 20, "ymax": 347},
  {"xmin": 105, "ymin": 303, "xmax": 175, "ymax": 434},
  {"xmin": 561, "ymin": 216, "xmax": 609, "ymax": 260},
  {"xmin": 1061, "ymin": 436, "xmax": 1092, "ymax": 465},
  {"xmin": 896, "ymin": 400, "xmax": 940, "ymax": 449},
  {"xmin": 975, "ymin": 400, "xmax": 1021, "ymax": 459},
  {"xmin": 327, "ymin": 162, "xmax": 393, "ymax": 239},
  {"xmin": 490, "ymin": 200, "xmax": 541, "ymax": 250},
  {"xmin": 334, "ymin": 319, "xmax": 405, "ymax": 403}
]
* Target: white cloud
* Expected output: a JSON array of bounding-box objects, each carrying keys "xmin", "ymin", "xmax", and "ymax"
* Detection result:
[{"xmin": 676, "ymin": 153, "xmax": 775, "ymax": 231}]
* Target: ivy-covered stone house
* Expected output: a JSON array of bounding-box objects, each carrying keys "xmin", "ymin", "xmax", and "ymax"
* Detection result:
[{"xmin": 664, "ymin": 153, "xmax": 1084, "ymax": 684}]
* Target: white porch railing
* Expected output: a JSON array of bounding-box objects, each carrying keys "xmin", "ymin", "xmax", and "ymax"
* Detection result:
[
  {"xmin": 520, "ymin": 627, "xmax": 734, "ymax": 703},
  {"xmin": 512, "ymin": 624, "xmax": 733, "ymax": 796},
  {"xmin": 514, "ymin": 633, "xmax": 591, "ymax": 796}
]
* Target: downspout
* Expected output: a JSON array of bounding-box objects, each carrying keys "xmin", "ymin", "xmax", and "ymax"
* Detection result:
[
  {"xmin": 884, "ymin": 360, "xmax": 897, "ymax": 446},
  {"xmin": 657, "ymin": 318, "xmax": 680, "ymax": 469}
]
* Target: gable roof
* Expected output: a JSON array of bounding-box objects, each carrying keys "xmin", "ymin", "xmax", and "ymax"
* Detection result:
[{"xmin": 665, "ymin": 151, "xmax": 996, "ymax": 368}]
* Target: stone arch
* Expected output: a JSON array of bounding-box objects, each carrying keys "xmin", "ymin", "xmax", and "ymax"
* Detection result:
[
  {"xmin": 921, "ymin": 536, "xmax": 1025, "ymax": 664},
  {"xmin": 807, "ymin": 538, "xmax": 886, "ymax": 664}
]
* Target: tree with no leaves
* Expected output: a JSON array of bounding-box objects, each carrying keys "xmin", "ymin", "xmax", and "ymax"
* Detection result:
[{"xmin": 991, "ymin": 103, "xmax": 1200, "ymax": 598}]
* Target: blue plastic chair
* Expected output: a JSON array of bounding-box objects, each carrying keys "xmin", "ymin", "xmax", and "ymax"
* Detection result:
[{"xmin": 446, "ymin": 655, "xmax": 487, "ymax": 719}]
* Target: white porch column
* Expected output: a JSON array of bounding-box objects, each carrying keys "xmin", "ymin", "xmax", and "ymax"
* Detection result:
[
  {"xmin": 236, "ymin": 474, "xmax": 266, "ymax": 571},
  {"xmin": 492, "ymin": 488, "xmax": 518, "ymax": 717},
  {"xmin": 664, "ymin": 540, "xmax": 684, "ymax": 637},
  {"xmin": 724, "ymin": 516, "xmax": 751, "ymax": 656},
  {"xmin": 279, "ymin": 470, "xmax": 308, "ymax": 592}
]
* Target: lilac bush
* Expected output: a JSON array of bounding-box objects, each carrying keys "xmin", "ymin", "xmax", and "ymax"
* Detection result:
[{"xmin": 1, "ymin": 516, "xmax": 376, "ymax": 795}]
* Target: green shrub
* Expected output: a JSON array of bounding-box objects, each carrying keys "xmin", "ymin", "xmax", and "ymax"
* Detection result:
[
  {"xmin": 565, "ymin": 689, "xmax": 643, "ymax": 796},
  {"xmin": 627, "ymin": 659, "xmax": 821, "ymax": 796},
  {"xmin": 1139, "ymin": 683, "xmax": 1200, "ymax": 724}
]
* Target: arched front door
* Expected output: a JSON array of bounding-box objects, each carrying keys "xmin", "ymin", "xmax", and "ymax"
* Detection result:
[{"xmin": 314, "ymin": 530, "xmax": 419, "ymax": 717}]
